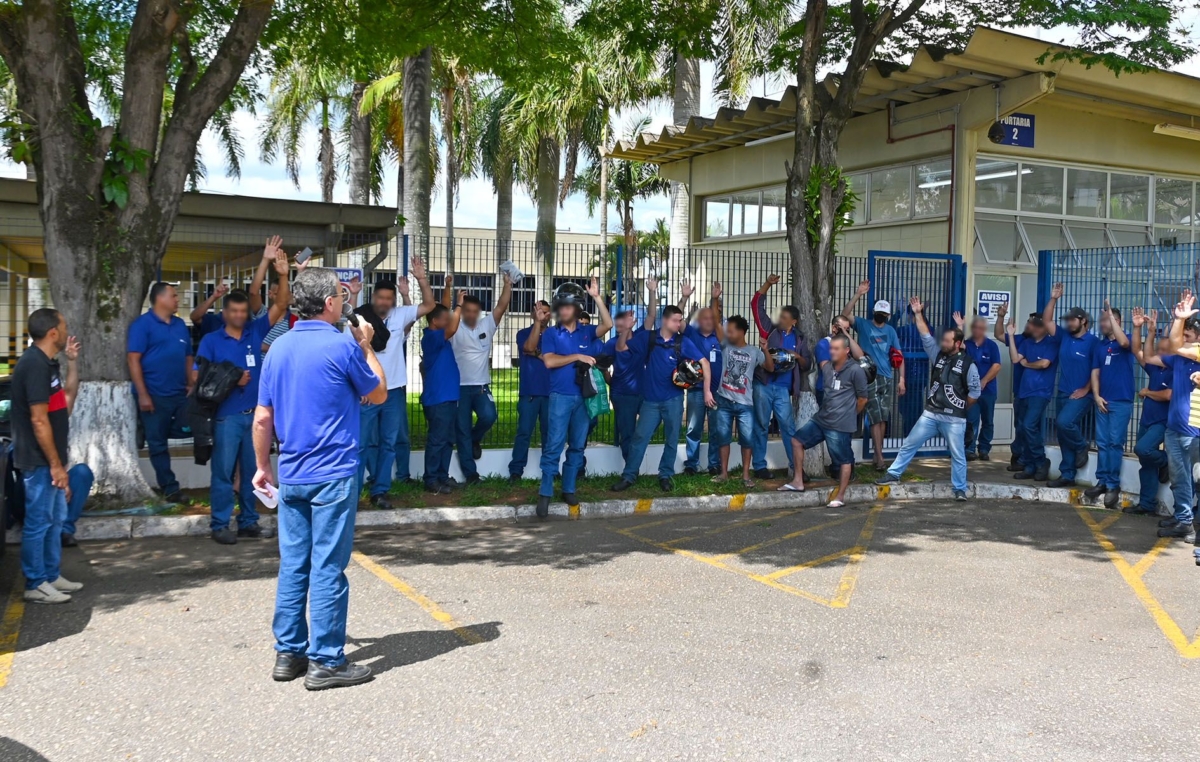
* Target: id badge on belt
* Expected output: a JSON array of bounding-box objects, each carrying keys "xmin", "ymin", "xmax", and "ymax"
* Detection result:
[{"xmin": 484, "ymin": 384, "xmax": 494, "ymax": 403}]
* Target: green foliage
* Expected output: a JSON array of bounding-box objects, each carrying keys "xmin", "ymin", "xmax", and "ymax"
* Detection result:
[
  {"xmin": 803, "ymin": 165, "xmax": 857, "ymax": 257},
  {"xmin": 102, "ymin": 137, "xmax": 151, "ymax": 209}
]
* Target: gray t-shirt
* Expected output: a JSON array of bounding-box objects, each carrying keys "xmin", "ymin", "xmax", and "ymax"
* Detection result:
[
  {"xmin": 717, "ymin": 343, "xmax": 765, "ymax": 406},
  {"xmin": 814, "ymin": 360, "xmax": 868, "ymax": 432}
]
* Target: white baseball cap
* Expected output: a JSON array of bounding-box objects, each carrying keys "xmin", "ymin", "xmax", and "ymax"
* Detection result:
[{"xmin": 873, "ymin": 299, "xmax": 892, "ymax": 314}]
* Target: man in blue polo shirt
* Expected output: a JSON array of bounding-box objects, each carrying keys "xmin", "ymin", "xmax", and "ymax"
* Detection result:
[
  {"xmin": 253, "ymin": 266, "xmax": 386, "ymax": 690},
  {"xmin": 1129, "ymin": 308, "xmax": 1171, "ymax": 516},
  {"xmin": 1008, "ymin": 315, "xmax": 1058, "ymax": 481},
  {"xmin": 842, "ymin": 279, "xmax": 904, "ymax": 471},
  {"xmin": 509, "ymin": 300, "xmax": 552, "ymax": 481},
  {"xmin": 1152, "ymin": 291, "xmax": 1200, "ymax": 548},
  {"xmin": 1086, "ymin": 301, "xmax": 1134, "ymax": 507},
  {"xmin": 602, "ymin": 307, "xmax": 647, "ymax": 464},
  {"xmin": 993, "ymin": 304, "xmax": 1034, "ymax": 471},
  {"xmin": 128, "ymin": 281, "xmax": 193, "ymax": 503},
  {"xmin": 1042, "ymin": 282, "xmax": 1100, "ymax": 487},
  {"xmin": 682, "ymin": 281, "xmax": 723, "ymax": 476},
  {"xmin": 959, "ymin": 313, "xmax": 1002, "ymax": 462},
  {"xmin": 195, "ymin": 247, "xmax": 290, "ymax": 544},
  {"xmin": 420, "ymin": 299, "xmax": 464, "ymax": 494}
]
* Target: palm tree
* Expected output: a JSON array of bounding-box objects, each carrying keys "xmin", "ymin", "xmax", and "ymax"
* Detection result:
[
  {"xmin": 477, "ymin": 82, "xmax": 520, "ymax": 264},
  {"xmin": 638, "ymin": 218, "xmax": 671, "ymax": 251},
  {"xmin": 259, "ymin": 57, "xmax": 349, "ymax": 203},
  {"xmin": 432, "ymin": 54, "xmax": 478, "ymax": 271}
]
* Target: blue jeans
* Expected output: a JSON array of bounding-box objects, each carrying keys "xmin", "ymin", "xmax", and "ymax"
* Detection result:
[
  {"xmin": 20, "ymin": 466, "xmax": 68, "ymax": 589},
  {"xmin": 540, "ymin": 393, "xmax": 589, "ymax": 497},
  {"xmin": 61, "ymin": 464, "xmax": 94, "ymax": 537},
  {"xmin": 1019, "ymin": 396, "xmax": 1050, "ymax": 472},
  {"xmin": 1094, "ymin": 400, "xmax": 1133, "ymax": 490},
  {"xmin": 456, "ymin": 385, "xmax": 498, "ymax": 480},
  {"xmin": 1163, "ymin": 430, "xmax": 1198, "ymax": 525},
  {"xmin": 622, "ymin": 396, "xmax": 685, "ymax": 481},
  {"xmin": 358, "ymin": 387, "xmax": 407, "ymax": 496},
  {"xmin": 274, "ymin": 476, "xmax": 358, "ymax": 667},
  {"xmin": 684, "ymin": 388, "xmax": 720, "ymax": 471},
  {"xmin": 888, "ymin": 413, "xmax": 968, "ymax": 492},
  {"xmin": 423, "ymin": 401, "xmax": 457, "ymax": 487},
  {"xmin": 1011, "ymin": 397, "xmax": 1028, "ymax": 463},
  {"xmin": 1055, "ymin": 394, "xmax": 1093, "ymax": 480},
  {"xmin": 752, "ymin": 384, "xmax": 795, "ymax": 471},
  {"xmin": 965, "ymin": 392, "xmax": 996, "ymax": 455},
  {"xmin": 140, "ymin": 394, "xmax": 188, "ymax": 495},
  {"xmin": 509, "ymin": 395, "xmax": 549, "ymax": 477},
  {"xmin": 714, "ymin": 397, "xmax": 755, "ymax": 449},
  {"xmin": 210, "ymin": 411, "xmax": 258, "ymax": 531},
  {"xmin": 611, "ymin": 393, "xmax": 642, "ymax": 463},
  {"xmin": 1134, "ymin": 422, "xmax": 1166, "ymax": 512}
]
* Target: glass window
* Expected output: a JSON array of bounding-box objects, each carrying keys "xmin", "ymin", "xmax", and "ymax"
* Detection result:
[
  {"xmin": 974, "ymin": 158, "xmax": 1018, "ymax": 210},
  {"xmin": 1154, "ymin": 177, "xmax": 1193, "ymax": 225},
  {"xmin": 1067, "ymin": 223, "xmax": 1108, "ymax": 249},
  {"xmin": 1021, "ymin": 219, "xmax": 1069, "ymax": 256},
  {"xmin": 1109, "ymin": 173, "xmax": 1150, "ymax": 221},
  {"xmin": 732, "ymin": 192, "xmax": 760, "ymax": 236},
  {"xmin": 845, "ymin": 174, "xmax": 866, "ymax": 224},
  {"xmin": 1155, "ymin": 226, "xmax": 1191, "ymax": 247},
  {"xmin": 914, "ymin": 159, "xmax": 951, "ymax": 217},
  {"xmin": 1066, "ymin": 169, "xmax": 1107, "ymax": 217},
  {"xmin": 1020, "ymin": 163, "xmax": 1064, "ymax": 214},
  {"xmin": 761, "ymin": 187, "xmax": 784, "ymax": 232},
  {"xmin": 975, "ymin": 217, "xmax": 1026, "ymax": 263},
  {"xmin": 869, "ymin": 167, "xmax": 911, "ymax": 222},
  {"xmin": 704, "ymin": 197, "xmax": 730, "ymax": 238},
  {"xmin": 1108, "ymin": 225, "xmax": 1152, "ymax": 247}
]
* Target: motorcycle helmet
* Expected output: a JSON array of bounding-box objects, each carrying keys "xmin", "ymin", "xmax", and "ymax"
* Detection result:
[
  {"xmin": 672, "ymin": 359, "xmax": 704, "ymax": 389},
  {"xmin": 856, "ymin": 354, "xmax": 878, "ymax": 385},
  {"xmin": 770, "ymin": 348, "xmax": 797, "ymax": 372},
  {"xmin": 552, "ymin": 281, "xmax": 588, "ymax": 311}
]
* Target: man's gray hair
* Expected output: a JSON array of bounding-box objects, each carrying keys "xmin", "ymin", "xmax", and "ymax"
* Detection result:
[
  {"xmin": 830, "ymin": 334, "xmax": 851, "ymax": 350},
  {"xmin": 291, "ymin": 267, "xmax": 340, "ymax": 320}
]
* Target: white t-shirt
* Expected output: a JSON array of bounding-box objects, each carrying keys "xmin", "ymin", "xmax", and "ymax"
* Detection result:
[
  {"xmin": 347, "ymin": 305, "xmax": 419, "ymax": 390},
  {"xmin": 451, "ymin": 313, "xmax": 497, "ymax": 386}
]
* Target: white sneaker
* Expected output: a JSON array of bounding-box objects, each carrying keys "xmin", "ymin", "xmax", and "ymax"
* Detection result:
[
  {"xmin": 50, "ymin": 576, "xmax": 83, "ymax": 592},
  {"xmin": 24, "ymin": 581, "xmax": 71, "ymax": 604}
]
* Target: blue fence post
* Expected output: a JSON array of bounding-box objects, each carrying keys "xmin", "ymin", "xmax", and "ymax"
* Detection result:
[
  {"xmin": 402, "ymin": 234, "xmax": 410, "ymax": 277},
  {"xmin": 1036, "ymin": 250, "xmax": 1052, "ymax": 311},
  {"xmin": 615, "ymin": 244, "xmax": 624, "ymax": 315}
]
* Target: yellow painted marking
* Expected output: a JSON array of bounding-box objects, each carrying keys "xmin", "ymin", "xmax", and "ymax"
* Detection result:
[
  {"xmin": 1094, "ymin": 513, "xmax": 1122, "ymax": 532},
  {"xmin": 1068, "ymin": 489, "xmax": 1083, "ymax": 505},
  {"xmin": 0, "ymin": 575, "xmax": 25, "ymax": 689},
  {"xmin": 728, "ymin": 494, "xmax": 747, "ymax": 511},
  {"xmin": 625, "ymin": 516, "xmax": 682, "ymax": 532},
  {"xmin": 876, "ymin": 485, "xmax": 890, "ymax": 500},
  {"xmin": 1130, "ymin": 537, "xmax": 1173, "ymax": 578},
  {"xmin": 634, "ymin": 499, "xmax": 654, "ymax": 514},
  {"xmin": 708, "ymin": 513, "xmax": 862, "ymax": 560},
  {"xmin": 351, "ymin": 552, "xmax": 484, "ymax": 645},
  {"xmin": 829, "ymin": 504, "xmax": 886, "ymax": 608},
  {"xmin": 661, "ymin": 508, "xmax": 804, "ymax": 547},
  {"xmin": 1073, "ymin": 505, "xmax": 1200, "ymax": 658},
  {"xmin": 763, "ymin": 548, "xmax": 854, "ymax": 580},
  {"xmin": 568, "ymin": 504, "xmax": 580, "ymax": 519}
]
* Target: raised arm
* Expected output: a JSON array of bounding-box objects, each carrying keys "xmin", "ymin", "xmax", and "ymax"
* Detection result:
[
  {"xmin": 524, "ymin": 309, "xmax": 548, "ymax": 355},
  {"xmin": 843, "ymin": 278, "xmax": 870, "ymax": 320},
  {"xmin": 589, "ymin": 277, "xmax": 612, "ymax": 339},
  {"xmin": 1005, "ymin": 319, "xmax": 1022, "ymax": 365},
  {"xmin": 1103, "ymin": 300, "xmax": 1129, "ymax": 348},
  {"xmin": 249, "ymin": 235, "xmax": 284, "ymax": 315},
  {"xmin": 993, "ymin": 302, "xmax": 1009, "ymax": 341},
  {"xmin": 190, "ymin": 282, "xmax": 228, "ymax": 325},
  {"xmin": 1043, "ymin": 282, "xmax": 1062, "ymax": 336},
  {"xmin": 493, "ymin": 272, "xmax": 514, "ymax": 324},
  {"xmin": 268, "ymin": 250, "xmax": 291, "ymax": 326},
  {"xmin": 677, "ymin": 277, "xmax": 694, "ymax": 313},
  {"xmin": 711, "ymin": 281, "xmax": 724, "ymax": 342},
  {"xmin": 643, "ymin": 277, "xmax": 659, "ymax": 331},
  {"xmin": 752, "ymin": 274, "xmax": 779, "ymax": 338},
  {"xmin": 910, "ymin": 296, "xmax": 930, "ymax": 337},
  {"xmin": 444, "ymin": 289, "xmax": 465, "ymax": 339},
  {"xmin": 441, "ymin": 273, "xmax": 453, "ymax": 308},
  {"xmin": 410, "ymin": 256, "xmax": 436, "ymax": 317}
]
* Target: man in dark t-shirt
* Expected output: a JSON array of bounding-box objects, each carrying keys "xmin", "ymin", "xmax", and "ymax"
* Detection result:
[{"xmin": 12, "ymin": 308, "xmax": 91, "ymax": 604}]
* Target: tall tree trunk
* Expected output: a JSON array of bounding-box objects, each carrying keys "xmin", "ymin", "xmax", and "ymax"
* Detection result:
[
  {"xmin": 495, "ymin": 162, "xmax": 513, "ymax": 267},
  {"xmin": 442, "ymin": 83, "xmax": 456, "ymax": 274},
  {"xmin": 319, "ymin": 96, "xmax": 335, "ymax": 203},
  {"xmin": 669, "ymin": 53, "xmax": 700, "ymax": 251},
  {"xmin": 403, "ymin": 47, "xmax": 433, "ymax": 256},
  {"xmin": 535, "ymin": 135, "xmax": 560, "ymax": 302},
  {"xmin": 349, "ymin": 81, "xmax": 371, "ymax": 205},
  {"xmin": 599, "ymin": 121, "xmax": 609, "ymax": 249}
]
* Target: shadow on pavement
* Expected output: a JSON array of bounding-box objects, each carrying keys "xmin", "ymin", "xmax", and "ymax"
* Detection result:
[
  {"xmin": 346, "ymin": 621, "xmax": 501, "ymax": 677},
  {"xmin": 0, "ymin": 737, "xmax": 52, "ymax": 761}
]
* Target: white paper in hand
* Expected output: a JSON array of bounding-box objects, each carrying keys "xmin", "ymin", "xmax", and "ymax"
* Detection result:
[
  {"xmin": 499, "ymin": 260, "xmax": 524, "ymax": 285},
  {"xmin": 254, "ymin": 482, "xmax": 279, "ymax": 510}
]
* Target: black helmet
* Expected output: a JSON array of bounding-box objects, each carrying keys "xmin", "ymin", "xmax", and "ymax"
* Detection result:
[
  {"xmin": 552, "ymin": 282, "xmax": 587, "ymax": 311},
  {"xmin": 672, "ymin": 359, "xmax": 704, "ymax": 389},
  {"xmin": 856, "ymin": 354, "xmax": 878, "ymax": 385},
  {"xmin": 770, "ymin": 348, "xmax": 796, "ymax": 372}
]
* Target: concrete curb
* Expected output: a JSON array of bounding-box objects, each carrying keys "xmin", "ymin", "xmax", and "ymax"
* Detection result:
[{"xmin": 4, "ymin": 481, "xmax": 1139, "ymax": 544}]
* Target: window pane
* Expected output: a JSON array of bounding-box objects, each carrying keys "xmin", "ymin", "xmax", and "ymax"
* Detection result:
[
  {"xmin": 975, "ymin": 217, "xmax": 1024, "ymax": 262},
  {"xmin": 846, "ymin": 174, "xmax": 866, "ymax": 224},
  {"xmin": 1020, "ymin": 164, "xmax": 1063, "ymax": 214},
  {"xmin": 732, "ymin": 192, "xmax": 760, "ymax": 236},
  {"xmin": 1021, "ymin": 219, "xmax": 1069, "ymax": 255},
  {"xmin": 869, "ymin": 167, "xmax": 911, "ymax": 222},
  {"xmin": 1066, "ymin": 169, "xmax": 1107, "ymax": 217},
  {"xmin": 1068, "ymin": 224, "xmax": 1108, "ymax": 249},
  {"xmin": 975, "ymin": 158, "xmax": 1018, "ymax": 210},
  {"xmin": 1156, "ymin": 226, "xmax": 1191, "ymax": 247},
  {"xmin": 1108, "ymin": 225, "xmax": 1151, "ymax": 247},
  {"xmin": 704, "ymin": 197, "xmax": 730, "ymax": 238},
  {"xmin": 1109, "ymin": 173, "xmax": 1150, "ymax": 221},
  {"xmin": 1155, "ymin": 177, "xmax": 1194, "ymax": 225},
  {"xmin": 914, "ymin": 159, "xmax": 951, "ymax": 216},
  {"xmin": 761, "ymin": 187, "xmax": 784, "ymax": 232}
]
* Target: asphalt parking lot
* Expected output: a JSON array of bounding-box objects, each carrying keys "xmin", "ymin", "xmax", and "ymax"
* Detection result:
[{"xmin": 1, "ymin": 497, "xmax": 1198, "ymax": 761}]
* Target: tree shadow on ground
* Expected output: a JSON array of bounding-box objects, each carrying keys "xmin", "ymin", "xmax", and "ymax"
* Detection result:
[
  {"xmin": 0, "ymin": 737, "xmax": 51, "ymax": 762},
  {"xmin": 345, "ymin": 622, "xmax": 501, "ymax": 677}
]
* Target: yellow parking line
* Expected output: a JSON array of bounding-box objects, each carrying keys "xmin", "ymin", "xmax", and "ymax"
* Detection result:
[
  {"xmin": 709, "ymin": 513, "xmax": 862, "ymax": 560},
  {"xmin": 763, "ymin": 549, "xmax": 854, "ymax": 580},
  {"xmin": 625, "ymin": 516, "xmax": 682, "ymax": 532},
  {"xmin": 1094, "ymin": 513, "xmax": 1122, "ymax": 532},
  {"xmin": 829, "ymin": 504, "xmax": 886, "ymax": 608},
  {"xmin": 0, "ymin": 575, "xmax": 25, "ymax": 689},
  {"xmin": 351, "ymin": 552, "xmax": 484, "ymax": 645},
  {"xmin": 1130, "ymin": 537, "xmax": 1173, "ymax": 578},
  {"xmin": 661, "ymin": 508, "xmax": 805, "ymax": 547}
]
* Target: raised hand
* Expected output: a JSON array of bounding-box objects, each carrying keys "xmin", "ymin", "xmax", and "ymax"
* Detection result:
[
  {"xmin": 350, "ymin": 319, "xmax": 375, "ymax": 349},
  {"xmin": 294, "ymin": 251, "xmax": 309, "ymax": 273},
  {"xmin": 855, "ymin": 279, "xmax": 870, "ymax": 296},
  {"xmin": 1051, "ymin": 282, "xmax": 1064, "ymax": 299},
  {"xmin": 457, "ymin": 289, "xmax": 468, "ymax": 307},
  {"xmin": 65, "ymin": 336, "xmax": 80, "ymax": 361},
  {"xmin": 996, "ymin": 302, "xmax": 1008, "ymax": 319},
  {"xmin": 645, "ymin": 276, "xmax": 659, "ymax": 293},
  {"xmin": 263, "ymin": 235, "xmax": 283, "ymax": 262},
  {"xmin": 410, "ymin": 255, "xmax": 426, "ymax": 279},
  {"xmin": 909, "ymin": 296, "xmax": 924, "ymax": 315},
  {"xmin": 711, "ymin": 281, "xmax": 722, "ymax": 300},
  {"xmin": 397, "ymin": 277, "xmax": 411, "ymax": 301},
  {"xmin": 346, "ymin": 276, "xmax": 363, "ymax": 296},
  {"xmin": 1102, "ymin": 298, "xmax": 1114, "ymax": 318},
  {"xmin": 272, "ymin": 249, "xmax": 289, "ymax": 276},
  {"xmin": 1175, "ymin": 289, "xmax": 1197, "ymax": 320},
  {"xmin": 1131, "ymin": 307, "xmax": 1145, "ymax": 327},
  {"xmin": 586, "ymin": 277, "xmax": 600, "ymax": 299},
  {"xmin": 214, "ymin": 281, "xmax": 230, "ymax": 299},
  {"xmin": 679, "ymin": 277, "xmax": 694, "ymax": 299},
  {"xmin": 952, "ymin": 311, "xmax": 964, "ymax": 328},
  {"xmin": 1148, "ymin": 309, "xmax": 1159, "ymax": 327},
  {"xmin": 444, "ymin": 273, "xmax": 454, "ymax": 289},
  {"xmin": 1005, "ymin": 317, "xmax": 1016, "ymax": 334},
  {"xmin": 766, "ymin": 274, "xmax": 781, "ymax": 288}
]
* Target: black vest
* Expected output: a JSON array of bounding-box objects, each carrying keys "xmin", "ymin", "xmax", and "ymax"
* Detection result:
[{"xmin": 924, "ymin": 349, "xmax": 973, "ymax": 419}]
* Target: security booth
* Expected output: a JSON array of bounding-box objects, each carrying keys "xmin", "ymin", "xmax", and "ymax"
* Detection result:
[{"xmin": 611, "ymin": 25, "xmax": 1200, "ymax": 450}]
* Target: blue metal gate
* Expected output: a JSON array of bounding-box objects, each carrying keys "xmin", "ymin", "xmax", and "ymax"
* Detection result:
[{"xmin": 864, "ymin": 250, "xmax": 967, "ymax": 458}]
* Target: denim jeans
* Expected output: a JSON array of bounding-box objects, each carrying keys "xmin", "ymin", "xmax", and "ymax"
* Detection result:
[
  {"xmin": 540, "ymin": 393, "xmax": 589, "ymax": 497},
  {"xmin": 1019, "ymin": 396, "xmax": 1050, "ymax": 473},
  {"xmin": 20, "ymin": 466, "xmax": 68, "ymax": 589},
  {"xmin": 1134, "ymin": 422, "xmax": 1166, "ymax": 512},
  {"xmin": 714, "ymin": 397, "xmax": 755, "ymax": 449},
  {"xmin": 509, "ymin": 395, "xmax": 549, "ymax": 477},
  {"xmin": 358, "ymin": 386, "xmax": 408, "ymax": 496},
  {"xmin": 1163, "ymin": 430, "xmax": 1198, "ymax": 525},
  {"xmin": 61, "ymin": 464, "xmax": 94, "ymax": 537},
  {"xmin": 1054, "ymin": 394, "xmax": 1093, "ymax": 480},
  {"xmin": 1094, "ymin": 400, "xmax": 1133, "ymax": 490},
  {"xmin": 888, "ymin": 413, "xmax": 968, "ymax": 492},
  {"xmin": 752, "ymin": 384, "xmax": 795, "ymax": 471},
  {"xmin": 965, "ymin": 392, "xmax": 996, "ymax": 456},
  {"xmin": 140, "ymin": 394, "xmax": 188, "ymax": 495},
  {"xmin": 274, "ymin": 476, "xmax": 358, "ymax": 667},
  {"xmin": 423, "ymin": 401, "xmax": 457, "ymax": 487},
  {"xmin": 611, "ymin": 393, "xmax": 642, "ymax": 463},
  {"xmin": 1011, "ymin": 396, "xmax": 1028, "ymax": 463},
  {"xmin": 684, "ymin": 388, "xmax": 720, "ymax": 471},
  {"xmin": 456, "ymin": 385, "xmax": 498, "ymax": 480},
  {"xmin": 210, "ymin": 411, "xmax": 258, "ymax": 531},
  {"xmin": 622, "ymin": 395, "xmax": 685, "ymax": 481}
]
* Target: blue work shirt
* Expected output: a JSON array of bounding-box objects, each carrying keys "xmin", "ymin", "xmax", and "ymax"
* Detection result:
[
  {"xmin": 854, "ymin": 317, "xmax": 901, "ymax": 379},
  {"xmin": 1054, "ymin": 328, "xmax": 1099, "ymax": 396},
  {"xmin": 258, "ymin": 320, "xmax": 380, "ymax": 485},
  {"xmin": 197, "ymin": 312, "xmax": 225, "ymax": 338},
  {"xmin": 420, "ymin": 328, "xmax": 460, "ymax": 406},
  {"xmin": 602, "ymin": 329, "xmax": 644, "ymax": 397},
  {"xmin": 541, "ymin": 323, "xmax": 599, "ymax": 397},
  {"xmin": 964, "ymin": 337, "xmax": 1002, "ymax": 397},
  {"xmin": 1017, "ymin": 334, "xmax": 1058, "ymax": 399},
  {"xmin": 1092, "ymin": 334, "xmax": 1134, "ymax": 402},
  {"xmin": 128, "ymin": 310, "xmax": 192, "ymax": 398},
  {"xmin": 814, "ymin": 337, "xmax": 832, "ymax": 392},
  {"xmin": 684, "ymin": 324, "xmax": 722, "ymax": 394},
  {"xmin": 770, "ymin": 330, "xmax": 798, "ymax": 388},
  {"xmin": 1003, "ymin": 334, "xmax": 1025, "ymax": 397},
  {"xmin": 516, "ymin": 326, "xmax": 550, "ymax": 397},
  {"xmin": 625, "ymin": 329, "xmax": 703, "ymax": 402},
  {"xmin": 1140, "ymin": 363, "xmax": 1171, "ymax": 428},
  {"xmin": 195, "ymin": 313, "xmax": 272, "ymax": 418},
  {"xmin": 1162, "ymin": 355, "xmax": 1200, "ymax": 436}
]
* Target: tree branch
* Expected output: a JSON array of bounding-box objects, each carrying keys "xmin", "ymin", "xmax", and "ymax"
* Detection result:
[{"xmin": 119, "ymin": 0, "xmax": 178, "ymax": 159}]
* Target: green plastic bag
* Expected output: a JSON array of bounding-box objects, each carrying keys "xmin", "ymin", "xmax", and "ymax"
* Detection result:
[{"xmin": 585, "ymin": 367, "xmax": 610, "ymax": 419}]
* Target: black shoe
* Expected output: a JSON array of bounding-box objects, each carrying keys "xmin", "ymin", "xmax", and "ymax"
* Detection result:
[
  {"xmin": 1158, "ymin": 521, "xmax": 1196, "ymax": 542},
  {"xmin": 1006, "ymin": 463, "xmax": 1024, "ymax": 472},
  {"xmin": 237, "ymin": 523, "xmax": 275, "ymax": 539},
  {"xmin": 875, "ymin": 473, "xmax": 900, "ymax": 486},
  {"xmin": 464, "ymin": 474, "xmax": 482, "ymax": 486},
  {"xmin": 1159, "ymin": 464, "xmax": 1170, "ymax": 484},
  {"xmin": 369, "ymin": 494, "xmax": 392, "ymax": 509},
  {"xmin": 536, "ymin": 495, "xmax": 550, "ymax": 519},
  {"xmin": 1103, "ymin": 489, "xmax": 1120, "ymax": 509},
  {"xmin": 659, "ymin": 477, "xmax": 674, "ymax": 492},
  {"xmin": 1123, "ymin": 504, "xmax": 1157, "ymax": 516},
  {"xmin": 61, "ymin": 533, "xmax": 77, "ymax": 548},
  {"xmin": 424, "ymin": 482, "xmax": 452, "ymax": 495},
  {"xmin": 708, "ymin": 466, "xmax": 720, "ymax": 476},
  {"xmin": 978, "ymin": 453, "xmax": 990, "ymax": 461},
  {"xmin": 965, "ymin": 453, "xmax": 979, "ymax": 462},
  {"xmin": 164, "ymin": 491, "xmax": 185, "ymax": 504},
  {"xmin": 304, "ymin": 661, "xmax": 373, "ymax": 691},
  {"xmin": 442, "ymin": 478, "xmax": 462, "ymax": 490},
  {"xmin": 1075, "ymin": 450, "xmax": 1088, "ymax": 470},
  {"xmin": 1159, "ymin": 517, "xmax": 1179, "ymax": 527},
  {"xmin": 211, "ymin": 528, "xmax": 237, "ymax": 545},
  {"xmin": 953, "ymin": 490, "xmax": 967, "ymax": 502},
  {"xmin": 683, "ymin": 467, "xmax": 697, "ymax": 476},
  {"xmin": 508, "ymin": 473, "xmax": 521, "ymax": 484},
  {"xmin": 1046, "ymin": 478, "xmax": 1076, "ymax": 488},
  {"xmin": 753, "ymin": 468, "xmax": 773, "ymax": 480},
  {"xmin": 472, "ymin": 442, "xmax": 482, "ymax": 460},
  {"xmin": 1010, "ymin": 454, "xmax": 1021, "ymax": 467},
  {"xmin": 561, "ymin": 492, "xmax": 577, "ymax": 506},
  {"xmin": 610, "ymin": 479, "xmax": 633, "ymax": 492},
  {"xmin": 1014, "ymin": 471, "xmax": 1037, "ymax": 480},
  {"xmin": 1033, "ymin": 465, "xmax": 1050, "ymax": 481},
  {"xmin": 398, "ymin": 477, "xmax": 419, "ymax": 487},
  {"xmin": 1083, "ymin": 484, "xmax": 1107, "ymax": 500},
  {"xmin": 272, "ymin": 653, "xmax": 308, "ymax": 682}
]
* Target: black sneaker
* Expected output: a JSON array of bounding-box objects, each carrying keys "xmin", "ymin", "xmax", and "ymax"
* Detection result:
[
  {"xmin": 1159, "ymin": 517, "xmax": 1179, "ymax": 528},
  {"xmin": 1005, "ymin": 462, "xmax": 1024, "ymax": 472},
  {"xmin": 535, "ymin": 495, "xmax": 550, "ymax": 519},
  {"xmin": 443, "ymin": 478, "xmax": 462, "ymax": 490},
  {"xmin": 1009, "ymin": 454, "xmax": 1021, "ymax": 467},
  {"xmin": 508, "ymin": 474, "xmax": 521, "ymax": 484},
  {"xmin": 1123, "ymin": 504, "xmax": 1157, "ymax": 516},
  {"xmin": 561, "ymin": 492, "xmax": 577, "ymax": 506},
  {"xmin": 464, "ymin": 474, "xmax": 482, "ymax": 486},
  {"xmin": 1103, "ymin": 489, "xmax": 1120, "ymax": 509},
  {"xmin": 472, "ymin": 442, "xmax": 483, "ymax": 460},
  {"xmin": 1158, "ymin": 522, "xmax": 1196, "ymax": 542},
  {"xmin": 1033, "ymin": 466, "xmax": 1050, "ymax": 481},
  {"xmin": 211, "ymin": 528, "xmax": 237, "ymax": 545},
  {"xmin": 659, "ymin": 477, "xmax": 674, "ymax": 492},
  {"xmin": 875, "ymin": 473, "xmax": 900, "ymax": 486},
  {"xmin": 1046, "ymin": 478, "xmax": 1076, "ymax": 488},
  {"xmin": 1083, "ymin": 484, "xmax": 1107, "ymax": 500},
  {"xmin": 708, "ymin": 466, "xmax": 720, "ymax": 476},
  {"xmin": 272, "ymin": 652, "xmax": 308, "ymax": 682},
  {"xmin": 303, "ymin": 661, "xmax": 373, "ymax": 691},
  {"xmin": 753, "ymin": 468, "xmax": 773, "ymax": 480},
  {"xmin": 237, "ymin": 523, "xmax": 275, "ymax": 539},
  {"xmin": 61, "ymin": 533, "xmax": 77, "ymax": 548},
  {"xmin": 369, "ymin": 494, "xmax": 392, "ymax": 509},
  {"xmin": 978, "ymin": 453, "xmax": 990, "ymax": 461},
  {"xmin": 1073, "ymin": 450, "xmax": 1087, "ymax": 470},
  {"xmin": 610, "ymin": 479, "xmax": 633, "ymax": 492},
  {"xmin": 425, "ymin": 482, "xmax": 452, "ymax": 495},
  {"xmin": 165, "ymin": 491, "xmax": 185, "ymax": 505},
  {"xmin": 953, "ymin": 490, "xmax": 967, "ymax": 501},
  {"xmin": 683, "ymin": 467, "xmax": 697, "ymax": 476},
  {"xmin": 965, "ymin": 453, "xmax": 979, "ymax": 462},
  {"xmin": 1014, "ymin": 471, "xmax": 1037, "ymax": 480}
]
